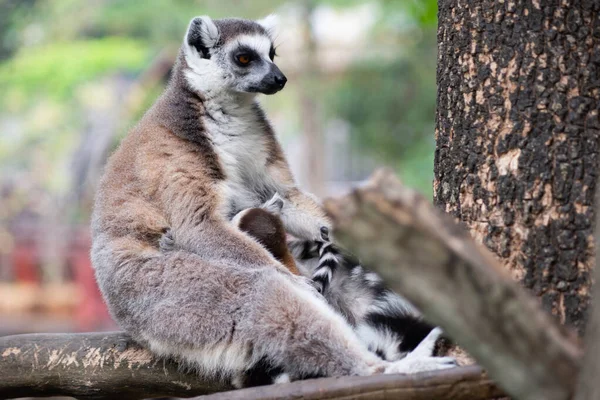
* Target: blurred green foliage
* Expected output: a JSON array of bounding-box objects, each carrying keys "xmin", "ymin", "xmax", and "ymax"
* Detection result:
[
  {"xmin": 1, "ymin": 38, "xmax": 147, "ymax": 103},
  {"xmin": 326, "ymin": 30, "xmax": 436, "ymax": 194},
  {"xmin": 0, "ymin": 0, "xmax": 438, "ymax": 205}
]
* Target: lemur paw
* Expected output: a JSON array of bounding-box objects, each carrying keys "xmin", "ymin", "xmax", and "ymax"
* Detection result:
[
  {"xmin": 384, "ymin": 355, "xmax": 457, "ymax": 374},
  {"xmin": 159, "ymin": 229, "xmax": 176, "ymax": 251},
  {"xmin": 310, "ymin": 279, "xmax": 325, "ymax": 294},
  {"xmin": 262, "ymin": 193, "xmax": 285, "ymax": 215},
  {"xmin": 383, "ymin": 327, "xmax": 457, "ymax": 374},
  {"xmin": 411, "ymin": 327, "xmax": 443, "ymax": 357},
  {"xmin": 294, "ymin": 274, "xmax": 322, "ymax": 294},
  {"xmin": 320, "ymin": 226, "xmax": 330, "ymax": 241}
]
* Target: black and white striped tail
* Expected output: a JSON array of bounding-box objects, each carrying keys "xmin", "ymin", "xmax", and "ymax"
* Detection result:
[{"xmin": 311, "ymin": 241, "xmax": 342, "ymax": 294}]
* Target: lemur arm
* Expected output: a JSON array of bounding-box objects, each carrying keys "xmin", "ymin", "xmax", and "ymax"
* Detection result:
[
  {"xmin": 154, "ymin": 138, "xmax": 289, "ymax": 271},
  {"xmin": 267, "ymin": 158, "xmax": 332, "ymax": 242}
]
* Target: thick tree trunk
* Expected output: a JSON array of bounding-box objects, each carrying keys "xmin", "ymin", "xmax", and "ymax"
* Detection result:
[{"xmin": 435, "ymin": 0, "xmax": 600, "ymax": 331}]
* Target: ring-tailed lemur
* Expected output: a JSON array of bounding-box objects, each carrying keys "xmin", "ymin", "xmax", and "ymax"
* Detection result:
[{"xmin": 92, "ymin": 15, "xmax": 455, "ymax": 388}]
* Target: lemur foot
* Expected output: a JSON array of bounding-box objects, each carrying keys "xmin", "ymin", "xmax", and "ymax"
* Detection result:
[
  {"xmin": 384, "ymin": 327, "xmax": 457, "ymax": 374},
  {"xmin": 384, "ymin": 355, "xmax": 457, "ymax": 374}
]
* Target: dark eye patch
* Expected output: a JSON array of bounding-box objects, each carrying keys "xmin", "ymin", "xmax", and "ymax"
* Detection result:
[
  {"xmin": 233, "ymin": 45, "xmax": 260, "ymax": 66},
  {"xmin": 269, "ymin": 45, "xmax": 276, "ymax": 61}
]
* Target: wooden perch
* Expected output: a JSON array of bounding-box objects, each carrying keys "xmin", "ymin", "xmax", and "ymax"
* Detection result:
[
  {"xmin": 0, "ymin": 331, "xmax": 502, "ymax": 400},
  {"xmin": 324, "ymin": 169, "xmax": 582, "ymax": 400},
  {"xmin": 196, "ymin": 365, "xmax": 502, "ymax": 400},
  {"xmin": 0, "ymin": 331, "xmax": 229, "ymax": 399}
]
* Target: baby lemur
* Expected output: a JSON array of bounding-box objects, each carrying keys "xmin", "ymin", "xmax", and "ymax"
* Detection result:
[{"xmin": 92, "ymin": 15, "xmax": 455, "ymax": 386}]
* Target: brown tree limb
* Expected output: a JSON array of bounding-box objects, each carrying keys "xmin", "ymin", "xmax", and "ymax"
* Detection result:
[
  {"xmin": 196, "ymin": 365, "xmax": 503, "ymax": 400},
  {"xmin": 0, "ymin": 331, "xmax": 503, "ymax": 400},
  {"xmin": 0, "ymin": 331, "xmax": 229, "ymax": 399},
  {"xmin": 324, "ymin": 169, "xmax": 582, "ymax": 400}
]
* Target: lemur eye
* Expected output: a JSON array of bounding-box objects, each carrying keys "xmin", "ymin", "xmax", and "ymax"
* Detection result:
[{"xmin": 237, "ymin": 54, "xmax": 251, "ymax": 65}]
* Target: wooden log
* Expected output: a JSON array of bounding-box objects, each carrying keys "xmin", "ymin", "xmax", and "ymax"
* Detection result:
[
  {"xmin": 0, "ymin": 331, "xmax": 504, "ymax": 400},
  {"xmin": 324, "ymin": 169, "xmax": 582, "ymax": 400},
  {"xmin": 0, "ymin": 331, "xmax": 229, "ymax": 399},
  {"xmin": 196, "ymin": 365, "xmax": 503, "ymax": 400}
]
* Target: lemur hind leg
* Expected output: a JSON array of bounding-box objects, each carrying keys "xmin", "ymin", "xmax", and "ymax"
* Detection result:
[{"xmin": 99, "ymin": 249, "xmax": 392, "ymax": 387}]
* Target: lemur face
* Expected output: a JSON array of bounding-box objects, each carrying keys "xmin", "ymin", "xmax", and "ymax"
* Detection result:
[{"xmin": 183, "ymin": 16, "xmax": 287, "ymax": 96}]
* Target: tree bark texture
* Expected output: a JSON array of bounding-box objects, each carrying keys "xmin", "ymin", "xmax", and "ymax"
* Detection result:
[
  {"xmin": 325, "ymin": 170, "xmax": 580, "ymax": 400},
  {"xmin": 435, "ymin": 0, "xmax": 600, "ymax": 331},
  {"xmin": 0, "ymin": 332, "xmax": 229, "ymax": 399}
]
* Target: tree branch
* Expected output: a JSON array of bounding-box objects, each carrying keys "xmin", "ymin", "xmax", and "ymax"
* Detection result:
[
  {"xmin": 196, "ymin": 365, "xmax": 502, "ymax": 400},
  {"xmin": 0, "ymin": 332, "xmax": 502, "ymax": 400},
  {"xmin": 0, "ymin": 331, "xmax": 229, "ymax": 399},
  {"xmin": 324, "ymin": 169, "xmax": 582, "ymax": 400}
]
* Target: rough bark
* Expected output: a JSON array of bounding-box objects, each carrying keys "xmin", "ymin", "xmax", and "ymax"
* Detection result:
[
  {"xmin": 0, "ymin": 332, "xmax": 229, "ymax": 399},
  {"xmin": 324, "ymin": 170, "xmax": 581, "ymax": 400},
  {"xmin": 0, "ymin": 332, "xmax": 502, "ymax": 400},
  {"xmin": 197, "ymin": 365, "xmax": 503, "ymax": 400},
  {"xmin": 435, "ymin": 0, "xmax": 600, "ymax": 332}
]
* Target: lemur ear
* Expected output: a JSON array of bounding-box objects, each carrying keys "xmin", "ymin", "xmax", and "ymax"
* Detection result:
[
  {"xmin": 186, "ymin": 16, "xmax": 219, "ymax": 59},
  {"xmin": 257, "ymin": 14, "xmax": 279, "ymax": 38}
]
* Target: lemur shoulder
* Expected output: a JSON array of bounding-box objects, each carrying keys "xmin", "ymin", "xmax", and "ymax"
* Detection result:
[{"xmin": 92, "ymin": 15, "xmax": 454, "ymax": 386}]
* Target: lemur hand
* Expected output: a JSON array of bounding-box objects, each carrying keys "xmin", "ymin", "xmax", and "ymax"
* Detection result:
[
  {"xmin": 264, "ymin": 191, "xmax": 332, "ymax": 243},
  {"xmin": 262, "ymin": 192, "xmax": 285, "ymax": 215}
]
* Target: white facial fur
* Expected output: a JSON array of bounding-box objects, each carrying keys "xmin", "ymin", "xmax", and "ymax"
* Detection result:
[
  {"xmin": 182, "ymin": 16, "xmax": 224, "ymax": 95},
  {"xmin": 182, "ymin": 16, "xmax": 282, "ymax": 98}
]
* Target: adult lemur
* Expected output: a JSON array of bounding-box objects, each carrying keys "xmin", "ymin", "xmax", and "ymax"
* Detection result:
[{"xmin": 92, "ymin": 15, "xmax": 454, "ymax": 386}]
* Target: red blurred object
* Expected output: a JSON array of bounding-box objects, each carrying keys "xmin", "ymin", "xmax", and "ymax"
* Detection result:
[
  {"xmin": 11, "ymin": 240, "xmax": 40, "ymax": 283},
  {"xmin": 4, "ymin": 224, "xmax": 115, "ymax": 333},
  {"xmin": 69, "ymin": 227, "xmax": 113, "ymax": 331}
]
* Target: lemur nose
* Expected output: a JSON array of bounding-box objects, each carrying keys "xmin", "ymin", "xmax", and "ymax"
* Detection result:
[{"xmin": 275, "ymin": 74, "xmax": 287, "ymax": 88}]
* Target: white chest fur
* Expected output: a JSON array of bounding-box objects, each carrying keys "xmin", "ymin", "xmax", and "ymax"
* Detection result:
[{"xmin": 203, "ymin": 99, "xmax": 273, "ymax": 216}]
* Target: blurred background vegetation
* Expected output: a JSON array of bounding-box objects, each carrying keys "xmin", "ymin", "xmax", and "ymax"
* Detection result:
[{"xmin": 0, "ymin": 0, "xmax": 437, "ymax": 333}]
